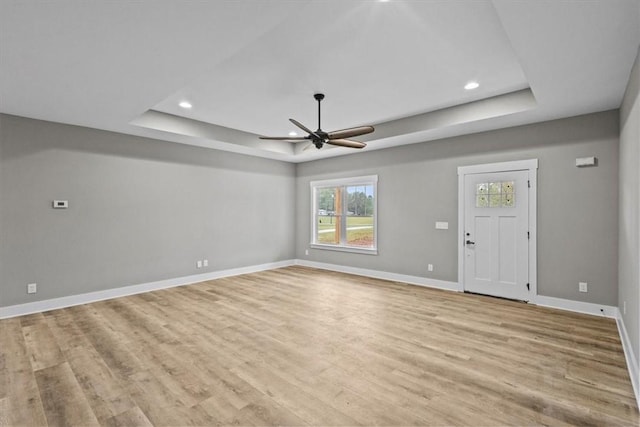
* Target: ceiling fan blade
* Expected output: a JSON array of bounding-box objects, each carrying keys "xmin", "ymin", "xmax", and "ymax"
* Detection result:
[
  {"xmin": 327, "ymin": 126, "xmax": 374, "ymax": 140},
  {"xmin": 259, "ymin": 136, "xmax": 309, "ymax": 142},
  {"xmin": 289, "ymin": 118, "xmax": 316, "ymax": 136},
  {"xmin": 325, "ymin": 139, "xmax": 366, "ymax": 149}
]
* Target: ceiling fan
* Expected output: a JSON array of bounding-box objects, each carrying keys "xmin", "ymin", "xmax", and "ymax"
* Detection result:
[{"xmin": 259, "ymin": 93, "xmax": 374, "ymax": 149}]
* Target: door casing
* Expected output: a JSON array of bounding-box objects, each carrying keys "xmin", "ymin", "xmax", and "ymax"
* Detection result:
[{"xmin": 457, "ymin": 159, "xmax": 538, "ymax": 301}]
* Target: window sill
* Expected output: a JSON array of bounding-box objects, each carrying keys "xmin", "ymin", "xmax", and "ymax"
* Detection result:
[{"xmin": 310, "ymin": 243, "xmax": 378, "ymax": 255}]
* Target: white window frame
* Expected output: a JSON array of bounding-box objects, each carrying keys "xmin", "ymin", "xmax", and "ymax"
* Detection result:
[{"xmin": 310, "ymin": 175, "xmax": 378, "ymax": 255}]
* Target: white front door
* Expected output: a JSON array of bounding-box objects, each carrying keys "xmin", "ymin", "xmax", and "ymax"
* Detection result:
[{"xmin": 463, "ymin": 170, "xmax": 530, "ymax": 301}]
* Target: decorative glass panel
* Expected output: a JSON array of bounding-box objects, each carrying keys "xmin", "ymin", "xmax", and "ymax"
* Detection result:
[
  {"xmin": 476, "ymin": 180, "xmax": 516, "ymax": 208},
  {"xmin": 503, "ymin": 192, "xmax": 515, "ymax": 207},
  {"xmin": 489, "ymin": 182, "xmax": 502, "ymax": 194}
]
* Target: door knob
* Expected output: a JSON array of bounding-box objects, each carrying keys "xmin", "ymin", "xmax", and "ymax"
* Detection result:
[{"xmin": 466, "ymin": 240, "xmax": 475, "ymax": 245}]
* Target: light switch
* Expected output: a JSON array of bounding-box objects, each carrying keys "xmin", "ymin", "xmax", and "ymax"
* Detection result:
[
  {"xmin": 576, "ymin": 157, "xmax": 597, "ymax": 167},
  {"xmin": 435, "ymin": 221, "xmax": 448, "ymax": 230},
  {"xmin": 53, "ymin": 200, "xmax": 68, "ymax": 209}
]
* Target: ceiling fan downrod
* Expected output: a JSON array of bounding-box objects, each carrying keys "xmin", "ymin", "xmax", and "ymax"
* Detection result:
[{"xmin": 314, "ymin": 93, "xmax": 324, "ymax": 132}]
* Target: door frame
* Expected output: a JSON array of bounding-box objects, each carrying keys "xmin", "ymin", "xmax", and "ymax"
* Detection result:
[{"xmin": 457, "ymin": 159, "xmax": 538, "ymax": 301}]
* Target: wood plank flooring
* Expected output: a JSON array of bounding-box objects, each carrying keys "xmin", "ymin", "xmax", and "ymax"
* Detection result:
[{"xmin": 1, "ymin": 266, "xmax": 638, "ymax": 426}]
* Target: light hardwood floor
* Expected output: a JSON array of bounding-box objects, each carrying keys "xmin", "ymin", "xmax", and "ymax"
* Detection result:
[{"xmin": 1, "ymin": 266, "xmax": 638, "ymax": 426}]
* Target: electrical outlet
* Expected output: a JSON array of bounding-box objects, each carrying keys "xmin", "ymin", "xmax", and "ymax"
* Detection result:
[
  {"xmin": 196, "ymin": 260, "xmax": 203, "ymax": 268},
  {"xmin": 579, "ymin": 282, "xmax": 588, "ymax": 293},
  {"xmin": 203, "ymin": 259, "xmax": 208, "ymax": 267},
  {"xmin": 27, "ymin": 283, "xmax": 37, "ymax": 294},
  {"xmin": 305, "ymin": 249, "xmax": 309, "ymax": 256},
  {"xmin": 428, "ymin": 264, "xmax": 434, "ymax": 272}
]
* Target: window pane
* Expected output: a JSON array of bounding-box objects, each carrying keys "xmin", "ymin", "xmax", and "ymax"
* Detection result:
[
  {"xmin": 476, "ymin": 194, "xmax": 489, "ymax": 207},
  {"xmin": 316, "ymin": 187, "xmax": 339, "ymax": 245},
  {"xmin": 346, "ymin": 185, "xmax": 375, "ymax": 248},
  {"xmin": 503, "ymin": 192, "xmax": 515, "ymax": 207},
  {"xmin": 502, "ymin": 181, "xmax": 514, "ymax": 193}
]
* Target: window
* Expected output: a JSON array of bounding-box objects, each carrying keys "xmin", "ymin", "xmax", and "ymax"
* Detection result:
[
  {"xmin": 311, "ymin": 175, "xmax": 377, "ymax": 254},
  {"xmin": 476, "ymin": 181, "xmax": 515, "ymax": 208}
]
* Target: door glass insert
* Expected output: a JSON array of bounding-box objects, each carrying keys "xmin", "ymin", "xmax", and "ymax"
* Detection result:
[{"xmin": 476, "ymin": 181, "xmax": 515, "ymax": 208}]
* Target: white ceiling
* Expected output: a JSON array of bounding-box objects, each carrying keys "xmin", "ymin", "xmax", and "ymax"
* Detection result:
[{"xmin": 1, "ymin": 1, "xmax": 639, "ymax": 163}]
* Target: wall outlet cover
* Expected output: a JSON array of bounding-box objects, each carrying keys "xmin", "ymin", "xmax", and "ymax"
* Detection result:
[
  {"xmin": 579, "ymin": 282, "xmax": 588, "ymax": 292},
  {"xmin": 27, "ymin": 283, "xmax": 37, "ymax": 294}
]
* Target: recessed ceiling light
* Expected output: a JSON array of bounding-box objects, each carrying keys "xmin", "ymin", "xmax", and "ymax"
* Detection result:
[
  {"xmin": 464, "ymin": 81, "xmax": 479, "ymax": 90},
  {"xmin": 288, "ymin": 131, "xmax": 298, "ymax": 137},
  {"xmin": 179, "ymin": 101, "xmax": 192, "ymax": 109}
]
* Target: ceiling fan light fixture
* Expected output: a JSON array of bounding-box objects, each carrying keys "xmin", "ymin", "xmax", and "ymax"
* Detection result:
[
  {"xmin": 258, "ymin": 93, "xmax": 374, "ymax": 150},
  {"xmin": 179, "ymin": 101, "xmax": 192, "ymax": 109},
  {"xmin": 464, "ymin": 81, "xmax": 480, "ymax": 90}
]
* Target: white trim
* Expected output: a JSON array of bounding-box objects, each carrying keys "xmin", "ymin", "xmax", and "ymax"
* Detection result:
[
  {"xmin": 534, "ymin": 295, "xmax": 617, "ymax": 318},
  {"xmin": 0, "ymin": 260, "xmax": 295, "ymax": 319},
  {"xmin": 457, "ymin": 159, "xmax": 539, "ymax": 176},
  {"xmin": 616, "ymin": 308, "xmax": 640, "ymax": 407},
  {"xmin": 309, "ymin": 175, "xmax": 379, "ymax": 188},
  {"xmin": 310, "ymin": 175, "xmax": 378, "ymax": 253},
  {"xmin": 295, "ymin": 259, "xmax": 462, "ymax": 292},
  {"xmin": 458, "ymin": 172, "xmax": 465, "ymax": 288},
  {"xmin": 457, "ymin": 159, "xmax": 538, "ymax": 300},
  {"xmin": 309, "ymin": 244, "xmax": 378, "ymax": 255}
]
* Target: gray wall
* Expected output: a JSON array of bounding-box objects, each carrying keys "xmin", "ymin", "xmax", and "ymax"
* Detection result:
[
  {"xmin": 296, "ymin": 111, "xmax": 620, "ymax": 305},
  {"xmin": 619, "ymin": 46, "xmax": 640, "ymax": 373},
  {"xmin": 0, "ymin": 114, "xmax": 296, "ymax": 307},
  {"xmin": 0, "ymin": 109, "xmax": 622, "ymax": 310}
]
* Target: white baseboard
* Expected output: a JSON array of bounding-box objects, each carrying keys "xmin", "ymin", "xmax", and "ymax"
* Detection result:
[
  {"xmin": 3, "ymin": 258, "xmax": 637, "ymax": 409},
  {"xmin": 616, "ymin": 308, "xmax": 640, "ymax": 408},
  {"xmin": 294, "ymin": 259, "xmax": 462, "ymax": 292},
  {"xmin": 533, "ymin": 295, "xmax": 618, "ymax": 318},
  {"xmin": 0, "ymin": 259, "xmax": 295, "ymax": 319}
]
